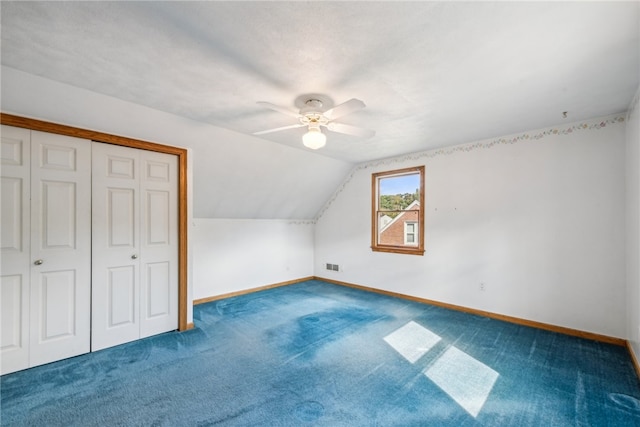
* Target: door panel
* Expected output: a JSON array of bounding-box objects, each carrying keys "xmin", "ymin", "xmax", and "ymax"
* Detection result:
[
  {"xmin": 1, "ymin": 126, "xmax": 31, "ymax": 374},
  {"xmin": 1, "ymin": 275, "xmax": 27, "ymax": 371},
  {"xmin": 108, "ymin": 188, "xmax": 136, "ymax": 247},
  {"xmin": 29, "ymin": 130, "xmax": 91, "ymax": 368},
  {"xmin": 92, "ymin": 142, "xmax": 140, "ymax": 351},
  {"xmin": 41, "ymin": 181, "xmax": 77, "ymax": 249},
  {"xmin": 1, "ymin": 134, "xmax": 24, "ymax": 165},
  {"xmin": 1, "ymin": 275, "xmax": 23, "ymax": 348},
  {"xmin": 146, "ymin": 191, "xmax": 170, "ymax": 245},
  {"xmin": 1, "ymin": 177, "xmax": 24, "ymax": 251},
  {"xmin": 108, "ymin": 266, "xmax": 136, "ymax": 327},
  {"xmin": 139, "ymin": 151, "xmax": 177, "ymax": 338},
  {"xmin": 108, "ymin": 155, "xmax": 135, "ymax": 178},
  {"xmin": 40, "ymin": 144, "xmax": 77, "ymax": 171},
  {"xmin": 37, "ymin": 270, "xmax": 76, "ymax": 340},
  {"xmin": 145, "ymin": 262, "xmax": 170, "ymax": 318}
]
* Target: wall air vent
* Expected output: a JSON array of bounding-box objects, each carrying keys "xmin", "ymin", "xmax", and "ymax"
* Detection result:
[{"xmin": 325, "ymin": 263, "xmax": 340, "ymax": 272}]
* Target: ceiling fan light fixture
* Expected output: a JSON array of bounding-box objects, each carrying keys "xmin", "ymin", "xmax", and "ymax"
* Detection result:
[{"xmin": 302, "ymin": 127, "xmax": 326, "ymax": 149}]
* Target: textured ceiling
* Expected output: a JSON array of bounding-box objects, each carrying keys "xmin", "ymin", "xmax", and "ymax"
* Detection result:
[{"xmin": 1, "ymin": 1, "xmax": 638, "ymax": 164}]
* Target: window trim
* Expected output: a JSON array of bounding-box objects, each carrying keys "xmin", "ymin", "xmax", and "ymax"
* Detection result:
[{"xmin": 371, "ymin": 166, "xmax": 425, "ymax": 255}]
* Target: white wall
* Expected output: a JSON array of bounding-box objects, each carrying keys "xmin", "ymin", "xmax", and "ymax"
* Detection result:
[
  {"xmin": 627, "ymin": 87, "xmax": 640, "ymax": 358},
  {"xmin": 315, "ymin": 114, "xmax": 627, "ymax": 338},
  {"xmin": 192, "ymin": 219, "xmax": 314, "ymax": 299},
  {"xmin": 0, "ymin": 66, "xmax": 353, "ymax": 220}
]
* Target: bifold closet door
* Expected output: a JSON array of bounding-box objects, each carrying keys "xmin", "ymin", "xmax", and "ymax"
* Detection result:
[
  {"xmin": 1, "ymin": 126, "xmax": 32, "ymax": 374},
  {"xmin": 1, "ymin": 126, "xmax": 91, "ymax": 374},
  {"xmin": 91, "ymin": 142, "xmax": 178, "ymax": 351},
  {"xmin": 29, "ymin": 131, "xmax": 92, "ymax": 366}
]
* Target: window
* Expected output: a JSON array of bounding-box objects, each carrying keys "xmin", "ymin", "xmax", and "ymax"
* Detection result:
[
  {"xmin": 371, "ymin": 166, "xmax": 425, "ymax": 255},
  {"xmin": 404, "ymin": 221, "xmax": 418, "ymax": 246}
]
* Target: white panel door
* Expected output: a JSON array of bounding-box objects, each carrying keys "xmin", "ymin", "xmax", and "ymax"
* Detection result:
[
  {"xmin": 139, "ymin": 151, "xmax": 178, "ymax": 338},
  {"xmin": 92, "ymin": 143, "xmax": 177, "ymax": 351},
  {"xmin": 1, "ymin": 126, "xmax": 31, "ymax": 374},
  {"xmin": 29, "ymin": 131, "xmax": 91, "ymax": 368},
  {"xmin": 92, "ymin": 142, "xmax": 141, "ymax": 351}
]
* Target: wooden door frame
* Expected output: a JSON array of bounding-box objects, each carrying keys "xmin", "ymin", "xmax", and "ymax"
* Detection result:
[{"xmin": 1, "ymin": 113, "xmax": 191, "ymax": 331}]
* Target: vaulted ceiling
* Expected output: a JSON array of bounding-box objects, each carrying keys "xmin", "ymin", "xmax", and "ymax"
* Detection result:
[{"xmin": 2, "ymin": 1, "xmax": 638, "ymax": 164}]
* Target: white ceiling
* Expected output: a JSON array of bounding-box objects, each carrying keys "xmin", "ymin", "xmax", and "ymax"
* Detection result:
[{"xmin": 1, "ymin": 1, "xmax": 638, "ymax": 164}]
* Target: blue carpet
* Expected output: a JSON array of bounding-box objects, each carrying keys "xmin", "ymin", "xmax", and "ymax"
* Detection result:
[{"xmin": 2, "ymin": 280, "xmax": 639, "ymax": 426}]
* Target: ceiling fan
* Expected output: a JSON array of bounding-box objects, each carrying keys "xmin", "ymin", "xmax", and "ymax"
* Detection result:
[{"xmin": 253, "ymin": 96, "xmax": 376, "ymax": 149}]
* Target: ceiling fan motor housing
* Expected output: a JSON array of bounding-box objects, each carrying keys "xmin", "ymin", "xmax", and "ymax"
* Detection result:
[{"xmin": 299, "ymin": 99, "xmax": 328, "ymax": 127}]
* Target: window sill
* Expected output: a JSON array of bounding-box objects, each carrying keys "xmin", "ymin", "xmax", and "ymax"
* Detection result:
[{"xmin": 371, "ymin": 246, "xmax": 425, "ymax": 256}]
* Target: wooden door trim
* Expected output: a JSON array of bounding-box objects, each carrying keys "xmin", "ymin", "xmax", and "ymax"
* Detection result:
[{"xmin": 1, "ymin": 113, "xmax": 190, "ymax": 331}]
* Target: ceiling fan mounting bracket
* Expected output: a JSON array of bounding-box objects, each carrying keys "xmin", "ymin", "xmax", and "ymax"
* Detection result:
[
  {"xmin": 294, "ymin": 93, "xmax": 334, "ymax": 110},
  {"xmin": 299, "ymin": 98, "xmax": 325, "ymax": 116},
  {"xmin": 305, "ymin": 98, "xmax": 323, "ymax": 107}
]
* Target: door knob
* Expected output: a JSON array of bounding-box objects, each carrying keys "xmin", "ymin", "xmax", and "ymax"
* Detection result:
[
  {"xmin": 34, "ymin": 259, "xmax": 44, "ymax": 265},
  {"xmin": 131, "ymin": 254, "xmax": 138, "ymax": 260}
]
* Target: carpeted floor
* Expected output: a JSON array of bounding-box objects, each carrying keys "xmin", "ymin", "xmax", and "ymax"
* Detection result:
[{"xmin": 2, "ymin": 279, "xmax": 639, "ymax": 426}]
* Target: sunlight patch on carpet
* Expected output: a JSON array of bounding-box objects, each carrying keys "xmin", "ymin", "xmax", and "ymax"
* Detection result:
[
  {"xmin": 425, "ymin": 346, "xmax": 499, "ymax": 417},
  {"xmin": 383, "ymin": 321, "xmax": 441, "ymax": 364}
]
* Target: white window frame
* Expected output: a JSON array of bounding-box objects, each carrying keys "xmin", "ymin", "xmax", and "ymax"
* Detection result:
[{"xmin": 404, "ymin": 221, "xmax": 418, "ymax": 246}]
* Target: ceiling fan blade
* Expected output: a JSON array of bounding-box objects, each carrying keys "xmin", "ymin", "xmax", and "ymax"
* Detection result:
[
  {"xmin": 253, "ymin": 123, "xmax": 305, "ymax": 136},
  {"xmin": 326, "ymin": 122, "xmax": 376, "ymax": 139},
  {"xmin": 256, "ymin": 101, "xmax": 301, "ymax": 119},
  {"xmin": 322, "ymin": 98, "xmax": 366, "ymax": 120}
]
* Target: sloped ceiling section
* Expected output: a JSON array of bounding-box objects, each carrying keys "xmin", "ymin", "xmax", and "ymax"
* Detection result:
[
  {"xmin": 1, "ymin": 67, "xmax": 353, "ymax": 219},
  {"xmin": 1, "ymin": 2, "xmax": 638, "ymax": 164}
]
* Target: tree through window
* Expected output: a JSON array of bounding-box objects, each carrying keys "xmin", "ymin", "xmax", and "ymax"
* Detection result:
[{"xmin": 371, "ymin": 166, "xmax": 425, "ymax": 255}]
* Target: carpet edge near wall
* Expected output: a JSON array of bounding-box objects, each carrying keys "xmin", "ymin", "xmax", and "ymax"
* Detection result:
[
  {"xmin": 627, "ymin": 341, "xmax": 640, "ymax": 380},
  {"xmin": 193, "ymin": 275, "xmax": 638, "ymax": 380},
  {"xmin": 198, "ymin": 276, "xmax": 626, "ymax": 344}
]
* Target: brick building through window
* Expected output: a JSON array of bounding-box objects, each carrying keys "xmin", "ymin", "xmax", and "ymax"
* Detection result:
[{"xmin": 378, "ymin": 201, "xmax": 420, "ymax": 246}]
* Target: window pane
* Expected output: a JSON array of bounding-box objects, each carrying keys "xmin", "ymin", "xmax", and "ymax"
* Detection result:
[
  {"xmin": 380, "ymin": 173, "xmax": 420, "ymax": 196},
  {"xmin": 379, "ymin": 173, "xmax": 420, "ymax": 211},
  {"xmin": 378, "ymin": 173, "xmax": 420, "ymax": 215}
]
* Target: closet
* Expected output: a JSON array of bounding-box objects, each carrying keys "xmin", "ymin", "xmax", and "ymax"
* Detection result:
[{"xmin": 1, "ymin": 125, "xmax": 178, "ymax": 375}]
